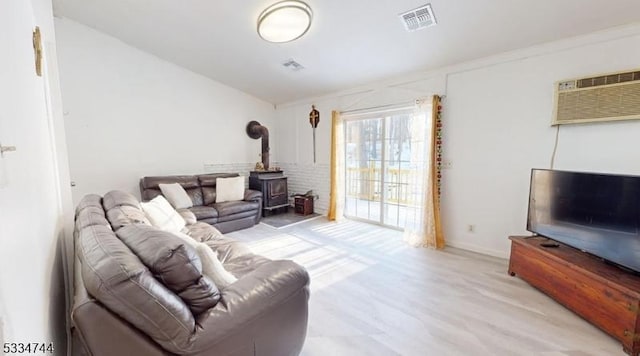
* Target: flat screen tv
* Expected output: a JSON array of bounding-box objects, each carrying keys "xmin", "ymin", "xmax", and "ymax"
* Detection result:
[{"xmin": 527, "ymin": 169, "xmax": 640, "ymax": 273}]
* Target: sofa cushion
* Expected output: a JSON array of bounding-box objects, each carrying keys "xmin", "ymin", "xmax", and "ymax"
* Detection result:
[
  {"xmin": 75, "ymin": 194, "xmax": 103, "ymax": 215},
  {"xmin": 197, "ymin": 173, "xmax": 239, "ymax": 187},
  {"xmin": 185, "ymin": 222, "xmax": 224, "ymax": 242},
  {"xmin": 186, "ymin": 188, "xmax": 204, "ymax": 206},
  {"xmin": 103, "ymin": 190, "xmax": 141, "ymax": 211},
  {"xmin": 198, "ymin": 173, "xmax": 239, "ymax": 205},
  {"xmin": 117, "ymin": 225, "xmax": 221, "ymax": 315},
  {"xmin": 213, "ymin": 200, "xmax": 260, "ymax": 217},
  {"xmin": 141, "ymin": 195, "xmax": 186, "ymax": 232},
  {"xmin": 106, "ymin": 205, "xmax": 151, "ymax": 231},
  {"xmin": 159, "ymin": 183, "xmax": 193, "ymax": 209},
  {"xmin": 216, "ymin": 210, "xmax": 258, "ymax": 223},
  {"xmin": 202, "ymin": 238, "xmax": 253, "ymax": 263},
  {"xmin": 141, "ymin": 175, "xmax": 201, "ymax": 190},
  {"xmin": 184, "ymin": 222, "xmax": 252, "ymax": 262},
  {"xmin": 140, "ymin": 176, "xmax": 204, "ymax": 206},
  {"xmin": 201, "ymin": 187, "xmax": 217, "ymax": 206},
  {"xmin": 244, "ymin": 189, "xmax": 263, "ymax": 202},
  {"xmin": 188, "ymin": 205, "xmax": 218, "ymax": 220},
  {"xmin": 76, "ymin": 206, "xmax": 110, "ymax": 230},
  {"xmin": 195, "ymin": 244, "xmax": 237, "ymax": 288},
  {"xmin": 215, "ymin": 177, "xmax": 245, "ymax": 203},
  {"xmin": 172, "ymin": 231, "xmax": 238, "ymax": 289},
  {"xmin": 145, "ymin": 188, "xmax": 204, "ymax": 207},
  {"xmin": 222, "ymin": 253, "xmax": 273, "ymax": 278},
  {"xmin": 78, "ymin": 225, "xmax": 196, "ymax": 351},
  {"xmin": 176, "ymin": 209, "xmax": 197, "ymax": 225}
]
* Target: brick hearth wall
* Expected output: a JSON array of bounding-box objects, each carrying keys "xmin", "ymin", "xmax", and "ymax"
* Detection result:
[
  {"xmin": 277, "ymin": 162, "xmax": 330, "ymax": 214},
  {"xmin": 203, "ymin": 162, "xmax": 329, "ymax": 214}
]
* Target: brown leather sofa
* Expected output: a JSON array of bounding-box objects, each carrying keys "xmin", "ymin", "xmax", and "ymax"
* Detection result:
[
  {"xmin": 70, "ymin": 190, "xmax": 309, "ymax": 356},
  {"xmin": 140, "ymin": 173, "xmax": 261, "ymax": 233}
]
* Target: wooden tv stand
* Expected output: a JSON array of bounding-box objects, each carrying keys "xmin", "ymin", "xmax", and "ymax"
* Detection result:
[{"xmin": 509, "ymin": 236, "xmax": 640, "ymax": 356}]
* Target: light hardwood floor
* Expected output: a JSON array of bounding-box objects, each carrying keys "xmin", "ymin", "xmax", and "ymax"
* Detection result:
[{"xmin": 228, "ymin": 218, "xmax": 622, "ymax": 356}]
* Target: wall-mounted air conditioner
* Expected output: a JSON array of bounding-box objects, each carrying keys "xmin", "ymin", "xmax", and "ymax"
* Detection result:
[{"xmin": 552, "ymin": 69, "xmax": 640, "ymax": 125}]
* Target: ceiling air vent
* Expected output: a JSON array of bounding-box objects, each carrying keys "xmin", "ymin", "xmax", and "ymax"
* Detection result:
[
  {"xmin": 400, "ymin": 4, "xmax": 437, "ymax": 32},
  {"xmin": 553, "ymin": 68, "xmax": 640, "ymax": 125},
  {"xmin": 282, "ymin": 58, "xmax": 304, "ymax": 72}
]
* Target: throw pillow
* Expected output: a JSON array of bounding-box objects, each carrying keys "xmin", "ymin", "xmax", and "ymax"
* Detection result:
[
  {"xmin": 159, "ymin": 183, "xmax": 193, "ymax": 209},
  {"xmin": 216, "ymin": 176, "xmax": 245, "ymax": 203},
  {"xmin": 176, "ymin": 209, "xmax": 197, "ymax": 225},
  {"xmin": 141, "ymin": 195, "xmax": 186, "ymax": 232},
  {"xmin": 196, "ymin": 243, "xmax": 238, "ymax": 288},
  {"xmin": 116, "ymin": 224, "xmax": 221, "ymax": 315},
  {"xmin": 174, "ymin": 231, "xmax": 237, "ymax": 288},
  {"xmin": 173, "ymin": 231, "xmax": 201, "ymax": 249}
]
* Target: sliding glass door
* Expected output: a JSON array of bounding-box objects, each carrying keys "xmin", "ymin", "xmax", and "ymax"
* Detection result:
[
  {"xmin": 344, "ymin": 109, "xmax": 427, "ymax": 229},
  {"xmin": 344, "ymin": 117, "xmax": 383, "ymax": 223},
  {"xmin": 382, "ymin": 113, "xmax": 411, "ymax": 228}
]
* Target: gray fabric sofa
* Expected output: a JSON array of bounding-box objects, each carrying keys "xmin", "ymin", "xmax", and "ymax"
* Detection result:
[
  {"xmin": 139, "ymin": 173, "xmax": 262, "ymax": 233},
  {"xmin": 70, "ymin": 190, "xmax": 310, "ymax": 356}
]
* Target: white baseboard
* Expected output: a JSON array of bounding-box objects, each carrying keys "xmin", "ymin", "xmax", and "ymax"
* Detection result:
[{"xmin": 446, "ymin": 241, "xmax": 510, "ymax": 260}]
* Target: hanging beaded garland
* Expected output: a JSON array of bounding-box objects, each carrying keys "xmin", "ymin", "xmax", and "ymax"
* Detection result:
[{"xmin": 435, "ymin": 101, "xmax": 443, "ymax": 198}]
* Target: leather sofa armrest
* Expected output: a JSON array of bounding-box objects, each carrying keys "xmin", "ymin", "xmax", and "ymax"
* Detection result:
[
  {"xmin": 190, "ymin": 260, "xmax": 309, "ymax": 351},
  {"xmin": 177, "ymin": 208, "xmax": 197, "ymax": 225},
  {"xmin": 243, "ymin": 189, "xmax": 262, "ymax": 202},
  {"xmin": 72, "ymin": 301, "xmax": 167, "ymax": 356}
]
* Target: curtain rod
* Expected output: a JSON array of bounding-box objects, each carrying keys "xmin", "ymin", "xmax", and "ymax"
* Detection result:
[
  {"xmin": 340, "ymin": 100, "xmax": 417, "ymax": 115},
  {"xmin": 340, "ymin": 95, "xmax": 445, "ymax": 115}
]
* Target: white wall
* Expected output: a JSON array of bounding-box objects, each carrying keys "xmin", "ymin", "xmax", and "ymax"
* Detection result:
[
  {"xmin": 274, "ymin": 78, "xmax": 444, "ymax": 213},
  {"xmin": 0, "ymin": 0, "xmax": 72, "ymax": 351},
  {"xmin": 276, "ymin": 23, "xmax": 640, "ymax": 258},
  {"xmin": 55, "ymin": 19, "xmax": 277, "ymax": 205}
]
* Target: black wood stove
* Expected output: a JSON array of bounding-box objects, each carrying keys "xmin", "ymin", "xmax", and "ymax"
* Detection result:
[{"xmin": 249, "ymin": 171, "xmax": 288, "ymax": 216}]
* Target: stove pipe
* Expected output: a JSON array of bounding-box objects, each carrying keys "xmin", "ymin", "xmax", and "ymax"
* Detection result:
[{"xmin": 246, "ymin": 121, "xmax": 269, "ymax": 169}]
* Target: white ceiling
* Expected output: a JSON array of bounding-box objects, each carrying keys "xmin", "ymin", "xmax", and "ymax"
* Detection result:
[{"xmin": 57, "ymin": 0, "xmax": 640, "ymax": 104}]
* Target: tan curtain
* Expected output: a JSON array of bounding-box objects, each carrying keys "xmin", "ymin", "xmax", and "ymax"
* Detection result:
[
  {"xmin": 328, "ymin": 110, "xmax": 345, "ymax": 221},
  {"xmin": 403, "ymin": 95, "xmax": 445, "ymax": 248}
]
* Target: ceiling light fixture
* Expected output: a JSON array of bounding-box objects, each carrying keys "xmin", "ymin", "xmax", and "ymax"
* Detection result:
[{"xmin": 257, "ymin": 0, "xmax": 313, "ymax": 43}]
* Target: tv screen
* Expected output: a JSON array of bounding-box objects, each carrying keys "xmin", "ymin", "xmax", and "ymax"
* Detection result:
[{"xmin": 527, "ymin": 169, "xmax": 640, "ymax": 273}]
